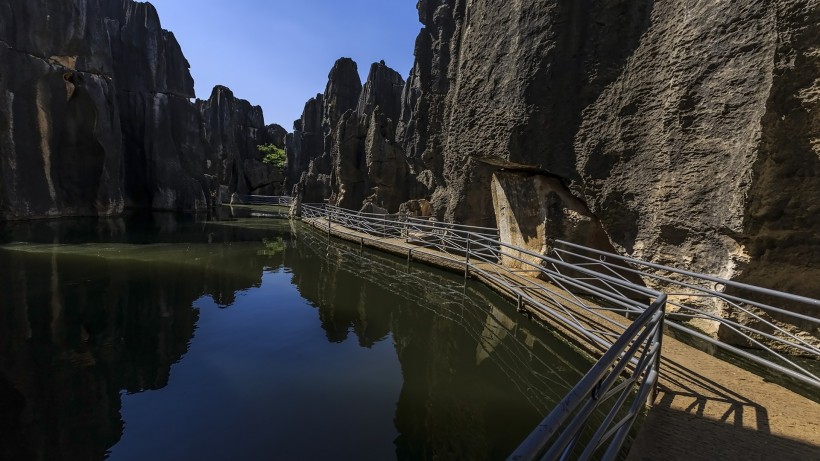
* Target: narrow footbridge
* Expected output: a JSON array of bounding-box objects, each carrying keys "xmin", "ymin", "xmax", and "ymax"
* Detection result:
[{"xmin": 240, "ymin": 197, "xmax": 820, "ymax": 460}]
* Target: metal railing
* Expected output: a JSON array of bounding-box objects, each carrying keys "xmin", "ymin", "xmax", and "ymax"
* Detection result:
[
  {"xmin": 550, "ymin": 240, "xmax": 820, "ymax": 389},
  {"xmin": 224, "ymin": 194, "xmax": 292, "ymax": 206},
  {"xmin": 301, "ymin": 203, "xmax": 668, "ymax": 460},
  {"xmin": 296, "ymin": 228, "xmax": 593, "ymax": 417},
  {"xmin": 509, "ymin": 295, "xmax": 666, "ymax": 461},
  {"xmin": 300, "ymin": 203, "xmax": 819, "ymax": 389},
  {"xmin": 305, "ymin": 203, "xmax": 500, "ymax": 260}
]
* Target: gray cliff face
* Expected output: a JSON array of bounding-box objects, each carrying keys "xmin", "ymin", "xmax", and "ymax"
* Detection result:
[
  {"xmin": 287, "ymin": 58, "xmax": 363, "ymax": 202},
  {"xmin": 0, "ymin": 0, "xmax": 123, "ymax": 219},
  {"xmin": 285, "ymin": 95, "xmax": 324, "ymax": 194},
  {"xmin": 285, "ymin": 0, "xmax": 818, "ymax": 330},
  {"xmin": 397, "ymin": 0, "xmax": 654, "ymax": 226},
  {"xmin": 0, "ymin": 0, "xmax": 283, "ymax": 218},
  {"xmin": 330, "ymin": 61, "xmax": 413, "ymax": 211},
  {"xmin": 401, "ymin": 0, "xmax": 819, "ymax": 332},
  {"xmin": 198, "ymin": 85, "xmax": 284, "ymax": 196},
  {"xmin": 571, "ymin": 0, "xmax": 819, "ymax": 306},
  {"xmin": 106, "ymin": 0, "xmax": 215, "ymax": 211},
  {"xmin": 288, "ymin": 59, "xmax": 415, "ymax": 211},
  {"xmin": 262, "ymin": 123, "xmax": 288, "ymax": 148}
]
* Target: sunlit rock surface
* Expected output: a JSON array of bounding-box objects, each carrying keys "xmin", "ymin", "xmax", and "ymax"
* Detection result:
[{"xmin": 287, "ymin": 0, "xmax": 818, "ymax": 311}]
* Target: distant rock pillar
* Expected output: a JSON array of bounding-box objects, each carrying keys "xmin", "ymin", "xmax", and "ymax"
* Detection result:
[{"xmin": 289, "ymin": 193, "xmax": 303, "ymax": 218}]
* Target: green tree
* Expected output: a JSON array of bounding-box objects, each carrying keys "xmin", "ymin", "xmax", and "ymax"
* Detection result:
[{"xmin": 258, "ymin": 144, "xmax": 286, "ymax": 168}]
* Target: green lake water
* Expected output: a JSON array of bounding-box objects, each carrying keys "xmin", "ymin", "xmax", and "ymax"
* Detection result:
[{"xmin": 0, "ymin": 209, "xmax": 593, "ymax": 460}]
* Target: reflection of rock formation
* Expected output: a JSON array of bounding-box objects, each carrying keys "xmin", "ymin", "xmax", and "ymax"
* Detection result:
[
  {"xmin": 286, "ymin": 233, "xmax": 391, "ymax": 346},
  {"xmin": 0, "ymin": 214, "xmax": 289, "ymax": 460},
  {"xmin": 288, "ymin": 228, "xmax": 591, "ymax": 459}
]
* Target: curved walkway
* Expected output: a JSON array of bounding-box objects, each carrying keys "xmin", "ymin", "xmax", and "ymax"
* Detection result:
[{"xmin": 301, "ymin": 216, "xmax": 820, "ymax": 460}]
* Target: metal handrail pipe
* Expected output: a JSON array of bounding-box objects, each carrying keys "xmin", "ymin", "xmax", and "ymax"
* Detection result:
[
  {"xmin": 404, "ymin": 215, "xmax": 501, "ymax": 233},
  {"xmin": 462, "ymin": 250, "xmax": 646, "ymax": 327},
  {"xmin": 666, "ymin": 302, "xmax": 819, "ymax": 355},
  {"xmin": 481, "ymin": 238, "xmax": 661, "ymax": 299},
  {"xmin": 600, "ymin": 367, "xmax": 660, "ymax": 461},
  {"xmin": 553, "ymin": 248, "xmax": 820, "ymax": 325},
  {"xmin": 554, "ymin": 240, "xmax": 820, "ymax": 308},
  {"xmin": 508, "ymin": 295, "xmax": 667, "ymax": 461},
  {"xmin": 468, "ymin": 248, "xmax": 650, "ymax": 312},
  {"xmin": 318, "ymin": 203, "xmax": 499, "ymax": 236}
]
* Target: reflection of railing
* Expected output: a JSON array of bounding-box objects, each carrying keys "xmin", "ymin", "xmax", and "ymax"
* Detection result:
[
  {"xmin": 224, "ymin": 194, "xmax": 292, "ymax": 206},
  {"xmin": 296, "ymin": 227, "xmax": 589, "ymax": 415},
  {"xmin": 301, "ymin": 203, "xmax": 666, "ymax": 460}
]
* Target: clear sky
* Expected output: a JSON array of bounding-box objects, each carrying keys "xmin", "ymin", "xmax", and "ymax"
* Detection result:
[{"xmin": 149, "ymin": 0, "xmax": 421, "ymax": 130}]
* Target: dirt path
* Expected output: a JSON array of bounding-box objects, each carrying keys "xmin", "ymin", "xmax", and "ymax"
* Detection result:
[{"xmin": 627, "ymin": 335, "xmax": 820, "ymax": 460}]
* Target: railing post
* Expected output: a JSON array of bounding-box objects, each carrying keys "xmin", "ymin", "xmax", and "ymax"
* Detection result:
[
  {"xmin": 464, "ymin": 235, "xmax": 471, "ymax": 281},
  {"xmin": 651, "ymin": 299, "xmax": 666, "ymax": 405},
  {"xmin": 327, "ymin": 206, "xmax": 331, "ymax": 242}
]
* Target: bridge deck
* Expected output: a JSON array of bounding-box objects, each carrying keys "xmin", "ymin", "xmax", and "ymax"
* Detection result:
[{"xmin": 301, "ymin": 217, "xmax": 819, "ymax": 460}]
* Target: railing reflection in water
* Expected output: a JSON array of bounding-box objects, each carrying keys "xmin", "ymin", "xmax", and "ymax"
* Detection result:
[{"xmin": 300, "ymin": 203, "xmax": 667, "ymax": 460}]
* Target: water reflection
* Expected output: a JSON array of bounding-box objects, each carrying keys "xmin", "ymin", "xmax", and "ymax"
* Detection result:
[
  {"xmin": 0, "ymin": 211, "xmax": 591, "ymax": 460},
  {"xmin": 0, "ymin": 212, "xmax": 288, "ymax": 461},
  {"xmin": 287, "ymin": 229, "xmax": 590, "ymax": 460}
]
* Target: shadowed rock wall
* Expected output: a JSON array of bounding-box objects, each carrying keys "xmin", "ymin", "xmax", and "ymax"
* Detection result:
[
  {"xmin": 288, "ymin": 59, "xmax": 421, "ymax": 212},
  {"xmin": 198, "ymin": 86, "xmax": 285, "ymax": 196},
  {"xmin": 0, "ymin": 0, "xmax": 124, "ymax": 219},
  {"xmin": 0, "ymin": 0, "xmax": 285, "ymax": 219}
]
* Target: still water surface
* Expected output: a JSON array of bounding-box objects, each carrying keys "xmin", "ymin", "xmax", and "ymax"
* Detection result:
[{"xmin": 0, "ymin": 210, "xmax": 592, "ymax": 460}]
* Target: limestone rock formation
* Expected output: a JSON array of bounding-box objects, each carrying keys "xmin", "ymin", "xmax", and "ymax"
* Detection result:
[
  {"xmin": 0, "ymin": 0, "xmax": 285, "ymax": 219},
  {"xmin": 397, "ymin": 0, "xmax": 818, "ymax": 329},
  {"xmin": 102, "ymin": 0, "xmax": 214, "ymax": 212},
  {"xmin": 0, "ymin": 0, "xmax": 124, "ymax": 219},
  {"xmin": 197, "ymin": 85, "xmax": 285, "ymax": 196},
  {"xmin": 288, "ymin": 59, "xmax": 420, "ymax": 212},
  {"xmin": 285, "ymin": 1, "xmax": 817, "ymax": 335},
  {"xmin": 287, "ymin": 58, "xmax": 363, "ymax": 202},
  {"xmin": 575, "ymin": 1, "xmax": 820, "ymax": 304},
  {"xmin": 285, "ymin": 95, "xmax": 323, "ymax": 193},
  {"xmin": 262, "ymin": 123, "xmax": 288, "ymax": 148}
]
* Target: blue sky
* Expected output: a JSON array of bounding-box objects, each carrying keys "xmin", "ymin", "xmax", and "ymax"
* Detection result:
[{"xmin": 149, "ymin": 0, "xmax": 421, "ymax": 130}]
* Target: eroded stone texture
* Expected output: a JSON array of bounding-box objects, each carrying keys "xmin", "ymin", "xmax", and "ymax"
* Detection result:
[
  {"xmin": 262, "ymin": 123, "xmax": 287, "ymax": 148},
  {"xmin": 291, "ymin": 58, "xmax": 363, "ymax": 202},
  {"xmin": 289, "ymin": 59, "xmax": 420, "ymax": 212},
  {"xmin": 0, "ymin": 0, "xmax": 123, "ymax": 219},
  {"xmin": 0, "ymin": 0, "xmax": 287, "ymax": 217},
  {"xmin": 197, "ymin": 85, "xmax": 286, "ymax": 196},
  {"xmin": 106, "ymin": 0, "xmax": 215, "ymax": 211},
  {"xmin": 285, "ymin": 95, "xmax": 324, "ymax": 193},
  {"xmin": 399, "ymin": 0, "xmax": 653, "ymax": 226},
  {"xmin": 389, "ymin": 0, "xmax": 818, "ymax": 339},
  {"xmin": 491, "ymin": 171, "xmax": 615, "ymax": 269},
  {"xmin": 572, "ymin": 0, "xmax": 819, "ymax": 340},
  {"xmin": 0, "ymin": 0, "xmax": 227, "ymax": 218}
]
